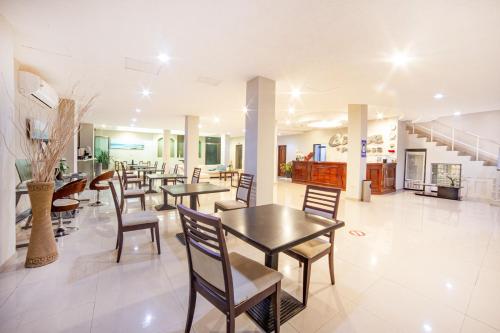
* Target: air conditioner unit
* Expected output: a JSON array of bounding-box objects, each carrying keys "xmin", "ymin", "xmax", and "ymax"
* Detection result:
[{"xmin": 18, "ymin": 71, "xmax": 59, "ymax": 109}]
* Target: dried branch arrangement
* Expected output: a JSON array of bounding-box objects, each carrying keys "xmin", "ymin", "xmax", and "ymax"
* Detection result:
[{"xmin": 1, "ymin": 88, "xmax": 97, "ymax": 182}]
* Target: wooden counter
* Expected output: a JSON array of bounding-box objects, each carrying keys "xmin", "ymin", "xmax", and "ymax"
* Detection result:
[
  {"xmin": 366, "ymin": 163, "xmax": 396, "ymax": 194},
  {"xmin": 292, "ymin": 161, "xmax": 346, "ymax": 190}
]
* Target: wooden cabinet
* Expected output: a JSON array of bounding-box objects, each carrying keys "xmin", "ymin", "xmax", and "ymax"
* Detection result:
[
  {"xmin": 366, "ymin": 163, "xmax": 396, "ymax": 194},
  {"xmin": 292, "ymin": 161, "xmax": 346, "ymax": 190}
]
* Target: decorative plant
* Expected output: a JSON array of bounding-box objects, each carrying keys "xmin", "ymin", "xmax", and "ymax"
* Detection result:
[
  {"xmin": 59, "ymin": 158, "xmax": 69, "ymax": 174},
  {"xmin": 304, "ymin": 152, "xmax": 314, "ymax": 161},
  {"xmin": 96, "ymin": 150, "xmax": 110, "ymax": 169},
  {"xmin": 447, "ymin": 175, "xmax": 458, "ymax": 187},
  {"xmin": 280, "ymin": 162, "xmax": 293, "ymax": 178}
]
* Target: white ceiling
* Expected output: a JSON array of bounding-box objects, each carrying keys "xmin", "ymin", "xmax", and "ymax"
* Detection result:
[{"xmin": 2, "ymin": 0, "xmax": 500, "ymax": 136}]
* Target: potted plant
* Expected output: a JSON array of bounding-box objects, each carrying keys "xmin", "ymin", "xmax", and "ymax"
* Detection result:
[
  {"xmin": 280, "ymin": 162, "xmax": 293, "ymax": 178},
  {"xmin": 1, "ymin": 94, "xmax": 96, "ymax": 268},
  {"xmin": 95, "ymin": 150, "xmax": 110, "ymax": 175}
]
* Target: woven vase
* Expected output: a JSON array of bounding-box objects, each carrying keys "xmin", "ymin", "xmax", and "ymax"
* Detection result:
[{"xmin": 25, "ymin": 182, "xmax": 58, "ymax": 268}]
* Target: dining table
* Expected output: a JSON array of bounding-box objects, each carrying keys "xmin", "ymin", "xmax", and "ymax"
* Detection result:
[
  {"xmin": 159, "ymin": 182, "xmax": 230, "ymax": 243},
  {"xmin": 147, "ymin": 173, "xmax": 187, "ymax": 195},
  {"xmin": 217, "ymin": 204, "xmax": 345, "ymax": 332}
]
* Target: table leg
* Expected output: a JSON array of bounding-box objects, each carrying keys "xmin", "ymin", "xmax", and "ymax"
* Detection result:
[
  {"xmin": 246, "ymin": 252, "xmax": 305, "ymax": 332},
  {"xmin": 154, "ymin": 189, "xmax": 176, "ymax": 211},
  {"xmin": 146, "ymin": 177, "xmax": 158, "ymax": 194}
]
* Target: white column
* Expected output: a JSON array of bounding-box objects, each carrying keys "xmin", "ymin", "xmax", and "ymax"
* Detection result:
[
  {"xmin": 162, "ymin": 129, "xmax": 170, "ymax": 170},
  {"xmin": 221, "ymin": 134, "xmax": 231, "ymax": 166},
  {"xmin": 346, "ymin": 104, "xmax": 368, "ymax": 200},
  {"xmin": 184, "ymin": 116, "xmax": 199, "ymax": 178},
  {"xmin": 244, "ymin": 76, "xmax": 276, "ymax": 206}
]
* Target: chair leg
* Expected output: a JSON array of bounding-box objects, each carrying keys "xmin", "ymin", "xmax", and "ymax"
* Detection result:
[
  {"xmin": 196, "ymin": 195, "xmax": 200, "ymax": 207},
  {"xmin": 226, "ymin": 312, "xmax": 235, "ymax": 333},
  {"xmin": 117, "ymin": 232, "xmax": 124, "ymax": 263},
  {"xmin": 273, "ymin": 281, "xmax": 281, "ymax": 333},
  {"xmin": 155, "ymin": 226, "xmax": 161, "ymax": 254},
  {"xmin": 115, "ymin": 232, "xmax": 119, "ymax": 249},
  {"xmin": 141, "ymin": 195, "xmax": 145, "ymax": 210},
  {"xmin": 328, "ymin": 248, "xmax": 335, "ymax": 285},
  {"xmin": 150, "ymin": 227, "xmax": 154, "ymax": 242},
  {"xmin": 302, "ymin": 261, "xmax": 311, "ymax": 306},
  {"xmin": 185, "ymin": 284, "xmax": 196, "ymax": 333}
]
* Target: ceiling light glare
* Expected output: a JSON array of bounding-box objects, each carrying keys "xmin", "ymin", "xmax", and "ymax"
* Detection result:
[
  {"xmin": 136, "ymin": 108, "xmax": 141, "ymax": 113},
  {"xmin": 434, "ymin": 93, "xmax": 444, "ymax": 100},
  {"xmin": 141, "ymin": 89, "xmax": 151, "ymax": 97},
  {"xmin": 453, "ymin": 111, "xmax": 461, "ymax": 116},
  {"xmin": 376, "ymin": 112, "xmax": 384, "ymax": 120},
  {"xmin": 291, "ymin": 88, "xmax": 302, "ymax": 99},
  {"xmin": 102, "ymin": 124, "xmax": 107, "ymax": 128},
  {"xmin": 157, "ymin": 53, "xmax": 170, "ymax": 63},
  {"xmin": 242, "ymin": 106, "xmax": 248, "ymax": 114},
  {"xmin": 285, "ymin": 119, "xmax": 291, "ymax": 125},
  {"xmin": 288, "ymin": 107, "xmax": 295, "ymax": 114},
  {"xmin": 198, "ymin": 124, "xmax": 203, "ymax": 129},
  {"xmin": 213, "ymin": 117, "xmax": 220, "ymax": 123},
  {"xmin": 389, "ymin": 50, "xmax": 413, "ymax": 68}
]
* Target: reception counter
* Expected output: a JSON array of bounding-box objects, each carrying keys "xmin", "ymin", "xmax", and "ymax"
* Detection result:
[
  {"xmin": 291, "ymin": 161, "xmax": 347, "ymax": 190},
  {"xmin": 292, "ymin": 161, "xmax": 396, "ymax": 194}
]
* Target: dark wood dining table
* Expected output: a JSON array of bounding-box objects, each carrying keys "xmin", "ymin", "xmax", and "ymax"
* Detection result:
[
  {"xmin": 217, "ymin": 204, "xmax": 345, "ymax": 332},
  {"xmin": 160, "ymin": 183, "xmax": 230, "ymax": 243},
  {"xmin": 146, "ymin": 173, "xmax": 186, "ymax": 194}
]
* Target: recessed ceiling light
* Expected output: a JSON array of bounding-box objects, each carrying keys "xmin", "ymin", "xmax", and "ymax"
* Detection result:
[
  {"xmin": 453, "ymin": 111, "xmax": 461, "ymax": 116},
  {"xmin": 242, "ymin": 106, "xmax": 248, "ymax": 114},
  {"xmin": 131, "ymin": 118, "xmax": 137, "ymax": 122},
  {"xmin": 389, "ymin": 50, "xmax": 413, "ymax": 68},
  {"xmin": 157, "ymin": 53, "xmax": 170, "ymax": 63},
  {"xmin": 288, "ymin": 107, "xmax": 295, "ymax": 114},
  {"xmin": 141, "ymin": 89, "xmax": 151, "ymax": 97},
  {"xmin": 213, "ymin": 117, "xmax": 220, "ymax": 123},
  {"xmin": 130, "ymin": 123, "xmax": 135, "ymax": 127},
  {"xmin": 434, "ymin": 93, "xmax": 444, "ymax": 100},
  {"xmin": 291, "ymin": 88, "xmax": 302, "ymax": 99},
  {"xmin": 285, "ymin": 119, "xmax": 291, "ymax": 125},
  {"xmin": 102, "ymin": 124, "xmax": 107, "ymax": 128},
  {"xmin": 135, "ymin": 108, "xmax": 141, "ymax": 113},
  {"xmin": 198, "ymin": 124, "xmax": 203, "ymax": 129},
  {"xmin": 422, "ymin": 323, "xmax": 433, "ymax": 332},
  {"xmin": 376, "ymin": 112, "xmax": 384, "ymax": 120}
]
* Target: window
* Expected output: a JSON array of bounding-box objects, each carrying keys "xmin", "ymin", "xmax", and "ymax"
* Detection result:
[
  {"xmin": 205, "ymin": 136, "xmax": 221, "ymax": 165},
  {"xmin": 313, "ymin": 144, "xmax": 327, "ymax": 162},
  {"xmin": 169, "ymin": 138, "xmax": 175, "ymax": 158},
  {"xmin": 177, "ymin": 135, "xmax": 184, "ymax": 158}
]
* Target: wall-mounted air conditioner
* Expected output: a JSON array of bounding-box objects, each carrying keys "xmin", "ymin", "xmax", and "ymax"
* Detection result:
[{"xmin": 18, "ymin": 71, "xmax": 59, "ymax": 109}]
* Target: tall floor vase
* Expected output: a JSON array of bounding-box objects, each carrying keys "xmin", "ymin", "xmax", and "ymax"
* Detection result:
[{"xmin": 25, "ymin": 182, "xmax": 58, "ymax": 268}]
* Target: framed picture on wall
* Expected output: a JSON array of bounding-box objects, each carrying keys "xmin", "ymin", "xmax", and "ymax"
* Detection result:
[{"xmin": 157, "ymin": 137, "xmax": 163, "ymax": 158}]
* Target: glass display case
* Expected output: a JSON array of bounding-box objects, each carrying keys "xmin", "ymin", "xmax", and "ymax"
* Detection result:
[{"xmin": 431, "ymin": 163, "xmax": 462, "ymax": 187}]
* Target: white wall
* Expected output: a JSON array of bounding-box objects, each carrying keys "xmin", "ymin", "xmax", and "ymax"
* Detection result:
[
  {"xmin": 0, "ymin": 15, "xmax": 16, "ymax": 266},
  {"xmin": 437, "ymin": 110, "xmax": 500, "ymax": 143},
  {"xmin": 277, "ymin": 117, "xmax": 399, "ymax": 164}
]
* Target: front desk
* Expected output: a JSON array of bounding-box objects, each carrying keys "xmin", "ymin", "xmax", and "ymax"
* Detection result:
[
  {"xmin": 292, "ymin": 161, "xmax": 396, "ymax": 194},
  {"xmin": 291, "ymin": 161, "xmax": 347, "ymax": 190}
]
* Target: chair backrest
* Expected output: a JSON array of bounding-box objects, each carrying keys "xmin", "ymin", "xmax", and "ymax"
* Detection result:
[
  {"xmin": 192, "ymin": 167, "xmax": 201, "ymax": 184},
  {"xmin": 153, "ymin": 161, "xmax": 158, "ymax": 168},
  {"xmin": 108, "ymin": 181, "xmax": 125, "ymax": 229},
  {"xmin": 302, "ymin": 185, "xmax": 341, "ymax": 219},
  {"xmin": 177, "ymin": 204, "xmax": 234, "ymax": 303},
  {"xmin": 52, "ymin": 179, "xmax": 87, "ymax": 203},
  {"xmin": 160, "ymin": 162, "xmax": 166, "ymax": 173},
  {"xmin": 89, "ymin": 170, "xmax": 115, "ymax": 190},
  {"xmin": 115, "ymin": 169, "xmax": 127, "ymax": 212},
  {"xmin": 236, "ymin": 173, "xmax": 254, "ymax": 206},
  {"xmin": 173, "ymin": 164, "xmax": 179, "ymax": 174}
]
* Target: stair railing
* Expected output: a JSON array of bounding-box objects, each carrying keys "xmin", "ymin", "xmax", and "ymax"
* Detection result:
[{"xmin": 408, "ymin": 120, "xmax": 500, "ymax": 164}]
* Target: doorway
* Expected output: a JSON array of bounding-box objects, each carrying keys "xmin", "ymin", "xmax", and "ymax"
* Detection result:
[
  {"xmin": 235, "ymin": 144, "xmax": 243, "ymax": 169},
  {"xmin": 277, "ymin": 145, "xmax": 287, "ymax": 176}
]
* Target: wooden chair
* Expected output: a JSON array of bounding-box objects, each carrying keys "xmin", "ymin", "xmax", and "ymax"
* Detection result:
[
  {"xmin": 214, "ymin": 173, "xmax": 253, "ymax": 212},
  {"xmin": 117, "ymin": 168, "xmax": 146, "ymax": 210},
  {"xmin": 283, "ymin": 185, "xmax": 341, "ymax": 306},
  {"xmin": 177, "ymin": 204, "xmax": 283, "ymax": 333},
  {"xmin": 89, "ymin": 170, "xmax": 115, "ymax": 206},
  {"xmin": 51, "ymin": 178, "xmax": 87, "ymax": 237},
  {"xmin": 108, "ymin": 181, "xmax": 161, "ymax": 263},
  {"xmin": 121, "ymin": 162, "xmax": 142, "ymax": 189},
  {"xmin": 178, "ymin": 167, "xmax": 201, "ymax": 206}
]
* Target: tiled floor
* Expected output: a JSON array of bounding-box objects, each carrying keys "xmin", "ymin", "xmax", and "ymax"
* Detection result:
[{"xmin": 1, "ymin": 179, "xmax": 500, "ymax": 332}]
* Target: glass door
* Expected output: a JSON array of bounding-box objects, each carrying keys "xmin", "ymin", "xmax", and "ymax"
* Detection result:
[{"xmin": 404, "ymin": 149, "xmax": 427, "ymax": 190}]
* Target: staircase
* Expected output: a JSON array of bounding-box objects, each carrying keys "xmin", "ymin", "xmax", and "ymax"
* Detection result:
[{"xmin": 405, "ymin": 120, "xmax": 500, "ymax": 202}]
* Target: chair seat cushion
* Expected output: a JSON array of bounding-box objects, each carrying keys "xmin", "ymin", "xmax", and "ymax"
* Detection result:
[
  {"xmin": 291, "ymin": 238, "xmax": 331, "ymax": 258},
  {"xmin": 229, "ymin": 252, "xmax": 283, "ymax": 305},
  {"xmin": 127, "ymin": 178, "xmax": 142, "ymax": 182},
  {"xmin": 53, "ymin": 198, "xmax": 80, "ymax": 207},
  {"xmin": 214, "ymin": 200, "xmax": 247, "ymax": 211},
  {"xmin": 124, "ymin": 189, "xmax": 145, "ymax": 196},
  {"xmin": 122, "ymin": 211, "xmax": 159, "ymax": 227}
]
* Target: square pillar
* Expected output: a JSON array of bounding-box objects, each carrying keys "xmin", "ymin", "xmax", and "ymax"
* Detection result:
[
  {"xmin": 221, "ymin": 134, "xmax": 231, "ymax": 166},
  {"xmin": 184, "ymin": 116, "xmax": 199, "ymax": 178},
  {"xmin": 244, "ymin": 76, "xmax": 276, "ymax": 206},
  {"xmin": 346, "ymin": 104, "xmax": 368, "ymax": 200},
  {"xmin": 162, "ymin": 129, "xmax": 171, "ymax": 169}
]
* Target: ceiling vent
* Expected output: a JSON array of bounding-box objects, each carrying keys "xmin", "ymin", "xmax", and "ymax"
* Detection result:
[
  {"xmin": 124, "ymin": 57, "xmax": 161, "ymax": 75},
  {"xmin": 196, "ymin": 76, "xmax": 222, "ymax": 87}
]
